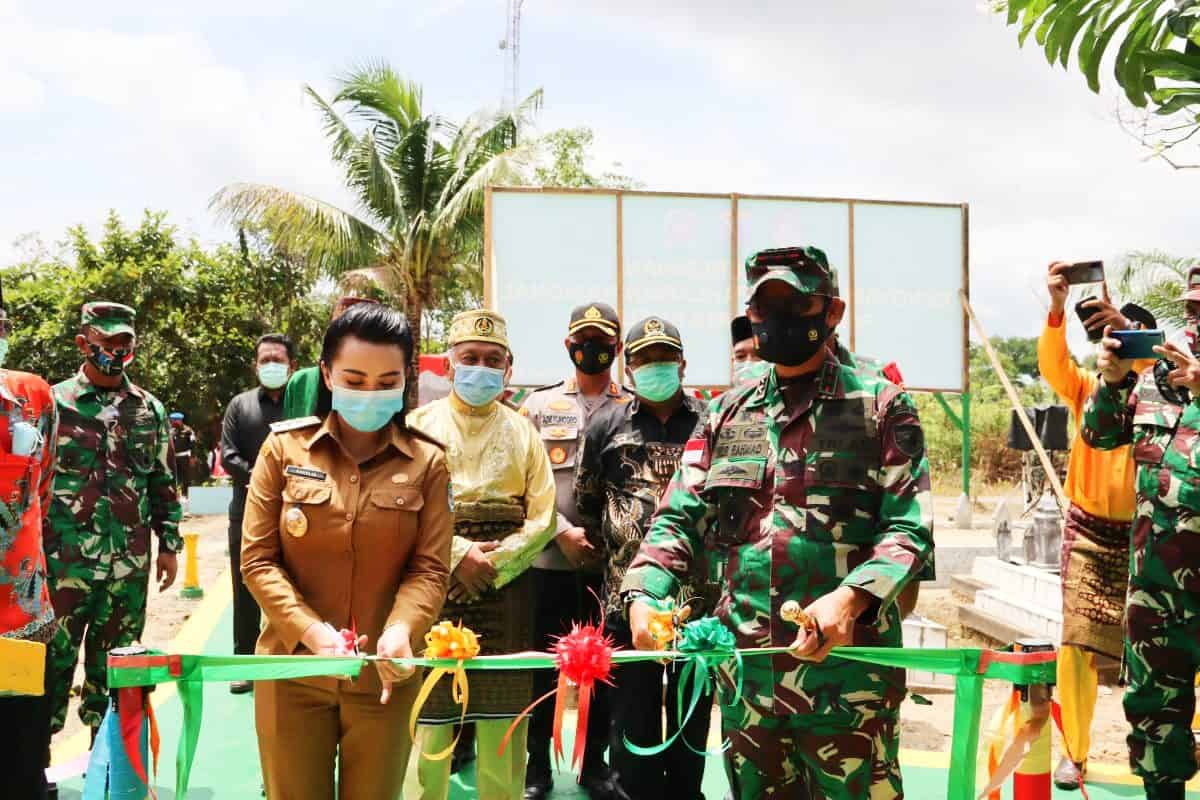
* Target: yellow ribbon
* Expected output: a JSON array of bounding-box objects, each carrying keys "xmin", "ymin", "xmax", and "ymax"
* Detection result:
[{"xmin": 407, "ymin": 621, "xmax": 481, "ymax": 761}]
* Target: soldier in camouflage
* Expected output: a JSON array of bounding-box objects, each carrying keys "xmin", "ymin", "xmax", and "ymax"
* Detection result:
[
  {"xmin": 1082, "ymin": 266, "xmax": 1200, "ymax": 800},
  {"xmin": 45, "ymin": 302, "xmax": 182, "ymax": 737},
  {"xmin": 621, "ymin": 247, "xmax": 934, "ymax": 799}
]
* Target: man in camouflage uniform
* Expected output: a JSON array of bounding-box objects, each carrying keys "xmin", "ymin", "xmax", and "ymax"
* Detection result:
[
  {"xmin": 1082, "ymin": 266, "xmax": 1200, "ymax": 800},
  {"xmin": 45, "ymin": 302, "xmax": 182, "ymax": 738},
  {"xmin": 621, "ymin": 247, "xmax": 933, "ymax": 799}
]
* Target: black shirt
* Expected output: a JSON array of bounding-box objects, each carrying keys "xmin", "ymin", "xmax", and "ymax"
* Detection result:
[
  {"xmin": 221, "ymin": 387, "xmax": 285, "ymax": 507},
  {"xmin": 575, "ymin": 392, "xmax": 708, "ymax": 619}
]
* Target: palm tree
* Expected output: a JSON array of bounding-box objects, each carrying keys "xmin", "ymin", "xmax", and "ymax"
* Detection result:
[
  {"xmin": 211, "ymin": 62, "xmax": 542, "ymax": 403},
  {"xmin": 1114, "ymin": 249, "xmax": 1199, "ymax": 329}
]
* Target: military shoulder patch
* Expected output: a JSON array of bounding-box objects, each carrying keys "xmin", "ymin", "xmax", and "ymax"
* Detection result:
[
  {"xmin": 270, "ymin": 416, "xmax": 321, "ymax": 434},
  {"xmin": 681, "ymin": 438, "xmax": 705, "ymax": 465}
]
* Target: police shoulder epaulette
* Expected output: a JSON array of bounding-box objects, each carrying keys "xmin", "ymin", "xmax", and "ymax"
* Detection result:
[
  {"xmin": 270, "ymin": 416, "xmax": 321, "ymax": 434},
  {"xmin": 532, "ymin": 380, "xmax": 564, "ymax": 393},
  {"xmin": 407, "ymin": 426, "xmax": 446, "ymax": 450}
]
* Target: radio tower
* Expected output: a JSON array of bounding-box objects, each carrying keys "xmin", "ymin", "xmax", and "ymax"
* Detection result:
[{"xmin": 499, "ymin": 0, "xmax": 524, "ymax": 110}]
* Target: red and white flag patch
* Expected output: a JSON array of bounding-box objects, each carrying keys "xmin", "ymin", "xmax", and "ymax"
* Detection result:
[{"xmin": 682, "ymin": 438, "xmax": 705, "ymax": 466}]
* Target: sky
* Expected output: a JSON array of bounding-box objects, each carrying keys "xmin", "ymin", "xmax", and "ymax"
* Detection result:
[{"xmin": 1, "ymin": 0, "xmax": 1197, "ymax": 353}]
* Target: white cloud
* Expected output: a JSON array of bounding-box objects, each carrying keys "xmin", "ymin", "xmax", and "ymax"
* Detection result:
[
  {"xmin": 533, "ymin": 1, "xmax": 1199, "ymax": 350},
  {"xmin": 0, "ymin": 3, "xmax": 348, "ymax": 254}
]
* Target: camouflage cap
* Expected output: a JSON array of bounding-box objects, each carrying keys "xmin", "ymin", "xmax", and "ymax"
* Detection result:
[
  {"xmin": 745, "ymin": 246, "xmax": 839, "ymax": 301},
  {"xmin": 625, "ymin": 316, "xmax": 683, "ymax": 355},
  {"xmin": 568, "ymin": 301, "xmax": 620, "ymax": 337},
  {"xmin": 448, "ymin": 309, "xmax": 509, "ymax": 349},
  {"xmin": 1182, "ymin": 266, "xmax": 1200, "ymax": 303},
  {"xmin": 81, "ymin": 301, "xmax": 136, "ymax": 336}
]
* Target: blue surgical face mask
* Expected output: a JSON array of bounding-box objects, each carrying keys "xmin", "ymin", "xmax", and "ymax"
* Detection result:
[
  {"xmin": 331, "ymin": 384, "xmax": 406, "ymax": 432},
  {"xmin": 632, "ymin": 362, "xmax": 682, "ymax": 403},
  {"xmin": 453, "ymin": 363, "xmax": 506, "ymax": 407},
  {"xmin": 0, "ymin": 338, "xmax": 9, "ymax": 370},
  {"xmin": 258, "ymin": 362, "xmax": 290, "ymax": 390}
]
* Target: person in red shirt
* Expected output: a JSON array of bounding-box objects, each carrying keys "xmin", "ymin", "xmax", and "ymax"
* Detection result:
[{"xmin": 0, "ymin": 284, "xmax": 60, "ymax": 800}]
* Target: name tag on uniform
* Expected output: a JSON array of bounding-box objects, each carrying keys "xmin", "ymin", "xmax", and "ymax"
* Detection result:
[
  {"xmin": 713, "ymin": 424, "xmax": 769, "ymax": 460},
  {"xmin": 285, "ymin": 465, "xmax": 328, "ymax": 482}
]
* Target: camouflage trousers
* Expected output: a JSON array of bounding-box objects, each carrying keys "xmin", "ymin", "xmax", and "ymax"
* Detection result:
[
  {"xmin": 47, "ymin": 571, "xmax": 149, "ymax": 734},
  {"xmin": 721, "ymin": 699, "xmax": 902, "ymax": 799},
  {"xmin": 1123, "ymin": 577, "xmax": 1200, "ymax": 788}
]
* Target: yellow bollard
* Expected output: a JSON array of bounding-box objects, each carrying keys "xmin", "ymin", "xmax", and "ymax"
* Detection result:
[{"xmin": 180, "ymin": 530, "xmax": 203, "ymax": 599}]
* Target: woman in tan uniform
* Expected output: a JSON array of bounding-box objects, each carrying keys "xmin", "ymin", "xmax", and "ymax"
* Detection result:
[{"xmin": 242, "ymin": 303, "xmax": 453, "ymax": 799}]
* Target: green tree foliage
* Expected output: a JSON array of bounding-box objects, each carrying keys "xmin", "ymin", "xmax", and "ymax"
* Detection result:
[
  {"xmin": 1114, "ymin": 248, "xmax": 1198, "ymax": 329},
  {"xmin": 534, "ymin": 127, "xmax": 643, "ymax": 189},
  {"xmin": 2, "ymin": 211, "xmax": 329, "ymax": 448},
  {"xmin": 1000, "ymin": 1, "xmax": 1200, "ymax": 158},
  {"xmin": 917, "ymin": 341, "xmax": 1056, "ymax": 487},
  {"xmin": 211, "ymin": 62, "xmax": 541, "ymax": 406},
  {"xmin": 990, "ymin": 336, "xmax": 1042, "ymax": 381}
]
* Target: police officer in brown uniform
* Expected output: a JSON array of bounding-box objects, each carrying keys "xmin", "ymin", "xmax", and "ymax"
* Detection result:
[
  {"xmin": 519, "ymin": 302, "xmax": 632, "ymax": 799},
  {"xmin": 242, "ymin": 304, "xmax": 453, "ymax": 800}
]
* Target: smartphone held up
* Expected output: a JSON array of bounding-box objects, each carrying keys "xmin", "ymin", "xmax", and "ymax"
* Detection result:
[{"xmin": 1062, "ymin": 260, "xmax": 1105, "ymax": 285}]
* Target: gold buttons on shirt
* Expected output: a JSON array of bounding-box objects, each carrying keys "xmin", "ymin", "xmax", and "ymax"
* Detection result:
[
  {"xmin": 350, "ymin": 475, "xmax": 359, "ymax": 484},
  {"xmin": 345, "ymin": 513, "xmax": 353, "ymax": 521},
  {"xmin": 395, "ymin": 497, "xmax": 405, "ymax": 506}
]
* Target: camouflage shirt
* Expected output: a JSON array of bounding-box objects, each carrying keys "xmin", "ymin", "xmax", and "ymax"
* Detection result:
[
  {"xmin": 620, "ymin": 353, "xmax": 934, "ymax": 717},
  {"xmin": 1082, "ymin": 368, "xmax": 1200, "ymax": 592},
  {"xmin": 45, "ymin": 370, "xmax": 183, "ymax": 584},
  {"xmin": 575, "ymin": 392, "xmax": 708, "ymax": 619}
]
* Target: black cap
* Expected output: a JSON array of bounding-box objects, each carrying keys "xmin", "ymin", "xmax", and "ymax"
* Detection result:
[
  {"xmin": 1121, "ymin": 302, "xmax": 1157, "ymax": 331},
  {"xmin": 626, "ymin": 316, "xmax": 683, "ymax": 355},
  {"xmin": 731, "ymin": 316, "xmax": 753, "ymax": 346},
  {"xmin": 568, "ymin": 302, "xmax": 620, "ymax": 337}
]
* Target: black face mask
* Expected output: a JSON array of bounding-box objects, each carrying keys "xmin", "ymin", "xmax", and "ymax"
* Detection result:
[
  {"xmin": 751, "ymin": 310, "xmax": 829, "ymax": 367},
  {"xmin": 569, "ymin": 340, "xmax": 616, "ymax": 375},
  {"xmin": 87, "ymin": 343, "xmax": 133, "ymax": 377}
]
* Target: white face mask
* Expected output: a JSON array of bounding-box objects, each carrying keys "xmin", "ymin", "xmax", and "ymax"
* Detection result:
[{"xmin": 258, "ymin": 362, "xmax": 290, "ymax": 390}]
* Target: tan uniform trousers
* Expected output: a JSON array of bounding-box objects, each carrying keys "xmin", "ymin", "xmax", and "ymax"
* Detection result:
[
  {"xmin": 410, "ymin": 719, "xmax": 529, "ymax": 800},
  {"xmin": 255, "ymin": 675, "xmax": 420, "ymax": 800}
]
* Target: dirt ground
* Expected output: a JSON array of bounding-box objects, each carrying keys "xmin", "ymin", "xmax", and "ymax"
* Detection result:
[
  {"xmin": 901, "ymin": 587, "xmax": 1129, "ymax": 764},
  {"xmin": 55, "ymin": 512, "xmax": 232, "ymax": 746}
]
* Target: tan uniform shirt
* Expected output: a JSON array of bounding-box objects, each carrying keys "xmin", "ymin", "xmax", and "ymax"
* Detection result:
[
  {"xmin": 407, "ymin": 392, "xmax": 556, "ymax": 586},
  {"xmin": 520, "ymin": 377, "xmax": 633, "ymax": 570},
  {"xmin": 241, "ymin": 414, "xmax": 452, "ymax": 694}
]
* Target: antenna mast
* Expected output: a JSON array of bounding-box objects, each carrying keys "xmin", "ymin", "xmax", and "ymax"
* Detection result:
[{"xmin": 499, "ymin": 0, "xmax": 524, "ymax": 110}]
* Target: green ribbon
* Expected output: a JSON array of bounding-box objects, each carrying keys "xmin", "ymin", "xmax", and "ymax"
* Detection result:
[
  {"xmin": 624, "ymin": 617, "xmax": 740, "ymax": 758},
  {"xmin": 108, "ymin": 645, "xmax": 1054, "ymax": 800}
]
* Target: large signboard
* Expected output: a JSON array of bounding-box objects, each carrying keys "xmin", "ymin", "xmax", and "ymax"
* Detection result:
[{"xmin": 485, "ymin": 188, "xmax": 968, "ymax": 392}]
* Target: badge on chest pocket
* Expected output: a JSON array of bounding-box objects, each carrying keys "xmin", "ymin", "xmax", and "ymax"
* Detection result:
[{"xmin": 704, "ymin": 457, "xmax": 766, "ymax": 546}]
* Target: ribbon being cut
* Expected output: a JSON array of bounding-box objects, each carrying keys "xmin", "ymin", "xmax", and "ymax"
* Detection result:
[{"xmin": 97, "ymin": 615, "xmax": 1057, "ymax": 800}]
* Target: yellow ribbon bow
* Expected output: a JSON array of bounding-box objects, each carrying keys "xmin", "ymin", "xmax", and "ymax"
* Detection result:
[{"xmin": 408, "ymin": 621, "xmax": 481, "ymax": 760}]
